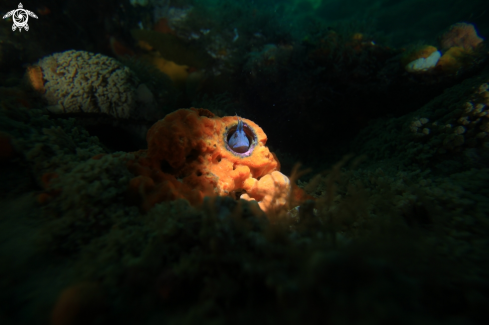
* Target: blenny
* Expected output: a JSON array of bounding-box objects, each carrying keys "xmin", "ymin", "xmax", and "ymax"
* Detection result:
[{"xmin": 228, "ymin": 115, "xmax": 250, "ymax": 153}]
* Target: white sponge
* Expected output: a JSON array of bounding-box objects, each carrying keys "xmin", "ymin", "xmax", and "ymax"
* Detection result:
[{"xmin": 405, "ymin": 50, "xmax": 441, "ymax": 72}]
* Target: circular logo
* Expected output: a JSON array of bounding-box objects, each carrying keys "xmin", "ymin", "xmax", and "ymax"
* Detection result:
[{"xmin": 13, "ymin": 9, "xmax": 28, "ymax": 28}]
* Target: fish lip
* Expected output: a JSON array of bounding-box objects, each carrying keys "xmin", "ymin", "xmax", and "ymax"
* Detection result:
[{"xmin": 224, "ymin": 122, "xmax": 257, "ymax": 157}]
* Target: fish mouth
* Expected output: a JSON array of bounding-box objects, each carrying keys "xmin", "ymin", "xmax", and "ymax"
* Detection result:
[{"xmin": 224, "ymin": 122, "xmax": 257, "ymax": 157}]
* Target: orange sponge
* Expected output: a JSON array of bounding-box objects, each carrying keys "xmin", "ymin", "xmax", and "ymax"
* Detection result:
[
  {"xmin": 436, "ymin": 47, "xmax": 467, "ymax": 72},
  {"xmin": 440, "ymin": 22, "xmax": 484, "ymax": 51},
  {"xmin": 127, "ymin": 108, "xmax": 285, "ymax": 212},
  {"xmin": 241, "ymin": 171, "xmax": 291, "ymax": 214}
]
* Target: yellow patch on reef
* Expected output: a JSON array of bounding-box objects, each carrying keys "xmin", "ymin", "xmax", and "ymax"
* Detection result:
[
  {"xmin": 436, "ymin": 47, "xmax": 466, "ymax": 72},
  {"xmin": 140, "ymin": 54, "xmax": 189, "ymax": 89},
  {"xmin": 131, "ymin": 29, "xmax": 213, "ymax": 69},
  {"xmin": 137, "ymin": 40, "xmax": 154, "ymax": 52}
]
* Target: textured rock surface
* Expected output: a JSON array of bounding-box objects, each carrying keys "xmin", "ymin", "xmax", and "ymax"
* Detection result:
[{"xmin": 34, "ymin": 50, "xmax": 162, "ymax": 120}]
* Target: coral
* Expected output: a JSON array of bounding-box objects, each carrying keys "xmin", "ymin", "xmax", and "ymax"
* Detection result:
[
  {"xmin": 127, "ymin": 108, "xmax": 289, "ymax": 212},
  {"xmin": 31, "ymin": 50, "xmax": 164, "ymax": 120},
  {"xmin": 440, "ymin": 22, "xmax": 484, "ymax": 51}
]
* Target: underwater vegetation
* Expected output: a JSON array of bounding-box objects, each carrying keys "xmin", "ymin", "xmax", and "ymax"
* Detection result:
[
  {"xmin": 1, "ymin": 0, "xmax": 489, "ymax": 324},
  {"xmin": 2, "ymin": 67, "xmax": 489, "ymax": 325},
  {"xmin": 2, "ymin": 99, "xmax": 489, "ymax": 324}
]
